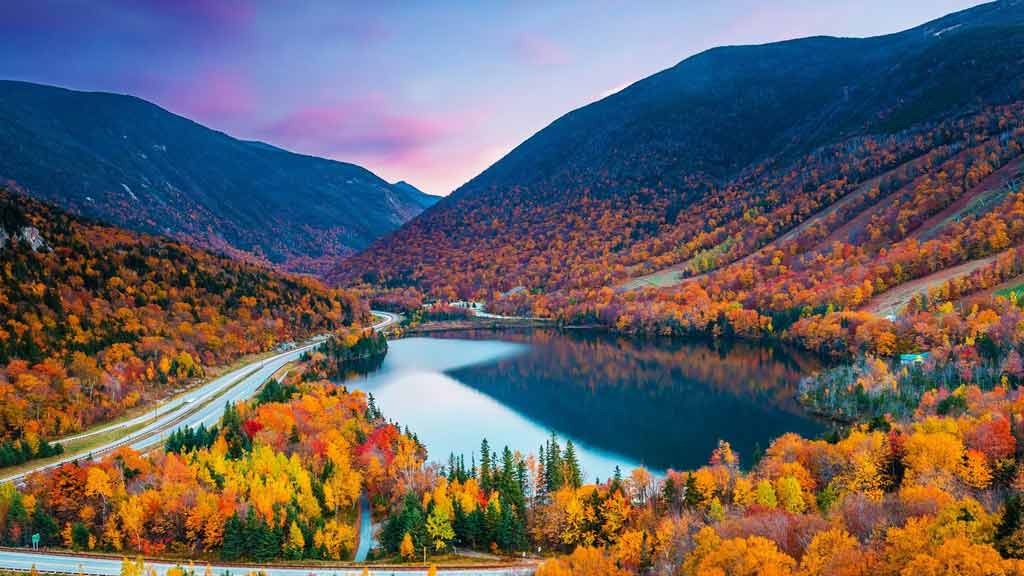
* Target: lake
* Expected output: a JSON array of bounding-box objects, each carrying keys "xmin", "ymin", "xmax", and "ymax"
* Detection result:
[{"xmin": 342, "ymin": 329, "xmax": 827, "ymax": 481}]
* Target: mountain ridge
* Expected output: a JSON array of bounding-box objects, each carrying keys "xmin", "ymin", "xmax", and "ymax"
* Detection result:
[
  {"xmin": 0, "ymin": 79, "xmax": 438, "ymax": 274},
  {"xmin": 339, "ymin": 0, "xmax": 1024, "ymax": 324}
]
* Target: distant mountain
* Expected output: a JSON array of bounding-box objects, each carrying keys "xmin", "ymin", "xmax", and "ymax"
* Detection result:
[
  {"xmin": 340, "ymin": 1, "xmax": 1024, "ymax": 304},
  {"xmin": 0, "ymin": 80, "xmax": 439, "ymax": 274},
  {"xmin": 392, "ymin": 181, "xmax": 437, "ymax": 210}
]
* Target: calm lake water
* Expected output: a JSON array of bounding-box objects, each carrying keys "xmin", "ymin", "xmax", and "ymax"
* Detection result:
[{"xmin": 342, "ymin": 329, "xmax": 826, "ymax": 480}]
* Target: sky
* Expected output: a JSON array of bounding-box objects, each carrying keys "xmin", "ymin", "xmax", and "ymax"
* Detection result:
[{"xmin": 0, "ymin": 0, "xmax": 987, "ymax": 196}]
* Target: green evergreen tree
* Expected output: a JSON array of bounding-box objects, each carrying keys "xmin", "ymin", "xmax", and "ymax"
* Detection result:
[
  {"xmin": 468, "ymin": 506, "xmax": 486, "ymax": 550},
  {"xmin": 484, "ymin": 499, "xmax": 501, "ymax": 549},
  {"xmin": 221, "ymin": 514, "xmax": 244, "ymax": 561},
  {"xmin": 684, "ymin": 473, "xmax": 702, "ymax": 508},
  {"xmin": 536, "ymin": 445, "xmax": 547, "ymax": 498},
  {"xmin": 546, "ymin": 434, "xmax": 563, "ymax": 492},
  {"xmin": 661, "ymin": 476, "xmax": 678, "ymax": 511},
  {"xmin": 563, "ymin": 440, "xmax": 582, "ymax": 489},
  {"xmin": 479, "ymin": 439, "xmax": 492, "ymax": 492}
]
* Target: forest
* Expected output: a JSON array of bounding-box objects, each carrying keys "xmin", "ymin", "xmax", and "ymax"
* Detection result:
[
  {"xmin": 0, "ymin": 189, "xmax": 367, "ymax": 463},
  {"xmin": 0, "ymin": 332, "xmax": 424, "ymax": 562},
  {"xmin": 6, "ymin": 6, "xmax": 1024, "ymax": 575},
  {"xmin": 327, "ymin": 90, "xmax": 1024, "ymax": 576},
  {"xmin": 9, "ymin": 338, "xmax": 1024, "ymax": 575}
]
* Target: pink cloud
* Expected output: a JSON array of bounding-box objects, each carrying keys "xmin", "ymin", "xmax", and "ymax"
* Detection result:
[
  {"xmin": 262, "ymin": 97, "xmax": 463, "ymax": 163},
  {"xmin": 128, "ymin": 70, "xmax": 255, "ymax": 123},
  {"xmin": 514, "ymin": 33, "xmax": 571, "ymax": 66},
  {"xmin": 259, "ymin": 97, "xmax": 493, "ymax": 194}
]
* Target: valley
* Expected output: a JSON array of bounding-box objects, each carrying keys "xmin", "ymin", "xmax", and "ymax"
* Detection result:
[{"xmin": 5, "ymin": 1, "xmax": 1024, "ymax": 575}]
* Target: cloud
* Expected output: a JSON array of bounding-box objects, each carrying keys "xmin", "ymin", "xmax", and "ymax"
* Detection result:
[
  {"xmin": 258, "ymin": 97, "xmax": 494, "ymax": 195},
  {"xmin": 128, "ymin": 70, "xmax": 255, "ymax": 123},
  {"xmin": 262, "ymin": 97, "xmax": 458, "ymax": 162},
  {"xmin": 514, "ymin": 33, "xmax": 571, "ymax": 66}
]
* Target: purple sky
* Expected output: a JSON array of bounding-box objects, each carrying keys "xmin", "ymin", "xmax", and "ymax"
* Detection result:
[{"xmin": 0, "ymin": 0, "xmax": 986, "ymax": 195}]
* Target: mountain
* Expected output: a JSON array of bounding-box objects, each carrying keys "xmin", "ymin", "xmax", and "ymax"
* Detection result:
[
  {"xmin": 0, "ymin": 80, "xmax": 439, "ymax": 274},
  {"xmin": 340, "ymin": 0, "xmax": 1024, "ymax": 326},
  {"xmin": 392, "ymin": 180, "xmax": 436, "ymax": 210}
]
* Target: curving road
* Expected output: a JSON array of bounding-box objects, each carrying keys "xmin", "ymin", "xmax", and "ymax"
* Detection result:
[
  {"xmin": 2, "ymin": 311, "xmax": 399, "ymax": 483},
  {"xmin": 0, "ymin": 310, "xmax": 537, "ymax": 574},
  {"xmin": 0, "ymin": 549, "xmax": 535, "ymax": 576}
]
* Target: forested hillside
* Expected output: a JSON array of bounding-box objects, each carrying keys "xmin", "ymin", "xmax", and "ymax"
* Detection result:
[
  {"xmin": 0, "ymin": 188, "xmax": 366, "ymax": 451},
  {"xmin": 342, "ymin": 1, "xmax": 1024, "ymax": 346},
  {"xmin": 0, "ymin": 81, "xmax": 438, "ymax": 275},
  {"xmin": 0, "ymin": 350, "xmax": 425, "ymax": 561}
]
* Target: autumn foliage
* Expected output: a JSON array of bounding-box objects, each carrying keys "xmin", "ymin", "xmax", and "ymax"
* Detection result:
[
  {"xmin": 0, "ymin": 189, "xmax": 366, "ymax": 456},
  {"xmin": 0, "ymin": 365, "xmax": 424, "ymax": 561}
]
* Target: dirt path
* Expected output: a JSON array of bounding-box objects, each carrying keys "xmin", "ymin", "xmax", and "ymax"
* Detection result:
[
  {"xmin": 617, "ymin": 153, "xmax": 943, "ymax": 292},
  {"xmin": 965, "ymin": 273, "xmax": 1024, "ymax": 301},
  {"xmin": 862, "ymin": 255, "xmax": 999, "ymax": 317},
  {"xmin": 911, "ymin": 156, "xmax": 1023, "ymax": 241}
]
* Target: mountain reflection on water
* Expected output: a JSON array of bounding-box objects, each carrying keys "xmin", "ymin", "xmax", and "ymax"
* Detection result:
[{"xmin": 342, "ymin": 329, "xmax": 826, "ymax": 479}]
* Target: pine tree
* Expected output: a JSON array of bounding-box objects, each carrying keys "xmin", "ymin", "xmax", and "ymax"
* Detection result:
[
  {"xmin": 452, "ymin": 499, "xmax": 469, "ymax": 546},
  {"xmin": 484, "ymin": 499, "xmax": 501, "ymax": 549},
  {"xmin": 497, "ymin": 500, "xmax": 515, "ymax": 551},
  {"xmin": 500, "ymin": 446, "xmax": 516, "ymax": 495},
  {"xmin": 536, "ymin": 445, "xmax": 547, "ymax": 498},
  {"xmin": 479, "ymin": 439, "xmax": 492, "ymax": 492},
  {"xmin": 516, "ymin": 458, "xmax": 529, "ymax": 501},
  {"xmin": 639, "ymin": 531, "xmax": 653, "ymax": 572},
  {"xmin": 221, "ymin": 514, "xmax": 244, "ymax": 561},
  {"xmin": 366, "ymin": 393, "xmax": 380, "ymax": 420},
  {"xmin": 546, "ymin": 434, "xmax": 563, "ymax": 492},
  {"xmin": 468, "ymin": 507, "xmax": 486, "ymax": 550},
  {"xmin": 563, "ymin": 440, "xmax": 582, "ymax": 489},
  {"xmin": 661, "ymin": 476, "xmax": 678, "ymax": 511},
  {"xmin": 684, "ymin": 473, "xmax": 702, "ymax": 509}
]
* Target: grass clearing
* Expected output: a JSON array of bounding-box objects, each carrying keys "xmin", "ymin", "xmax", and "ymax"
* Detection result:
[
  {"xmin": 0, "ymin": 422, "xmax": 148, "ymax": 480},
  {"xmin": 995, "ymin": 282, "xmax": 1024, "ymax": 300}
]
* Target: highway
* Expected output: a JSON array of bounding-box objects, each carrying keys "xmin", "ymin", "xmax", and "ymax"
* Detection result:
[
  {"xmin": 1, "ymin": 310, "xmax": 399, "ymax": 483},
  {"xmin": 0, "ymin": 549, "xmax": 535, "ymax": 576},
  {"xmin": 0, "ymin": 309, "xmax": 535, "ymax": 574}
]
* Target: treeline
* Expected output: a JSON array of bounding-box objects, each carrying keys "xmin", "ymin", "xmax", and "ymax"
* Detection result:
[
  {"xmin": 303, "ymin": 330, "xmax": 388, "ymax": 382},
  {"xmin": 0, "ymin": 438, "xmax": 62, "ymax": 468}
]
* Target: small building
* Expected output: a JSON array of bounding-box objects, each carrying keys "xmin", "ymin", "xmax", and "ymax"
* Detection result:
[{"xmin": 900, "ymin": 352, "xmax": 930, "ymax": 366}]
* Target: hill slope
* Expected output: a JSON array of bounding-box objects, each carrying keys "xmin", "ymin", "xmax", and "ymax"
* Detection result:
[
  {"xmin": 0, "ymin": 80, "xmax": 438, "ymax": 274},
  {"xmin": 340, "ymin": 1, "xmax": 1024, "ymax": 328},
  {"xmin": 0, "ymin": 187, "xmax": 366, "ymax": 444}
]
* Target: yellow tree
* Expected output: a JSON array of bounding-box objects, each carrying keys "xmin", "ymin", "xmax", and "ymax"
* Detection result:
[
  {"xmin": 426, "ymin": 505, "xmax": 455, "ymax": 552},
  {"xmin": 775, "ymin": 476, "xmax": 805, "ymax": 513},
  {"xmin": 903, "ymin": 424, "xmax": 964, "ymax": 489},
  {"xmin": 314, "ymin": 519, "xmax": 355, "ymax": 560},
  {"xmin": 754, "ymin": 480, "xmax": 777, "ymax": 509},
  {"xmin": 399, "ymin": 532, "xmax": 416, "ymax": 561},
  {"xmin": 959, "ymin": 450, "xmax": 993, "ymax": 490},
  {"xmin": 285, "ymin": 521, "xmax": 305, "ymax": 559},
  {"xmin": 693, "ymin": 535, "xmax": 796, "ymax": 576},
  {"xmin": 800, "ymin": 528, "xmax": 868, "ymax": 576}
]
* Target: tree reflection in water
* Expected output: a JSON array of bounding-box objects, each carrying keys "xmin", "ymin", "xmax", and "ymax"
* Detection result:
[{"xmin": 437, "ymin": 329, "xmax": 827, "ymax": 473}]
